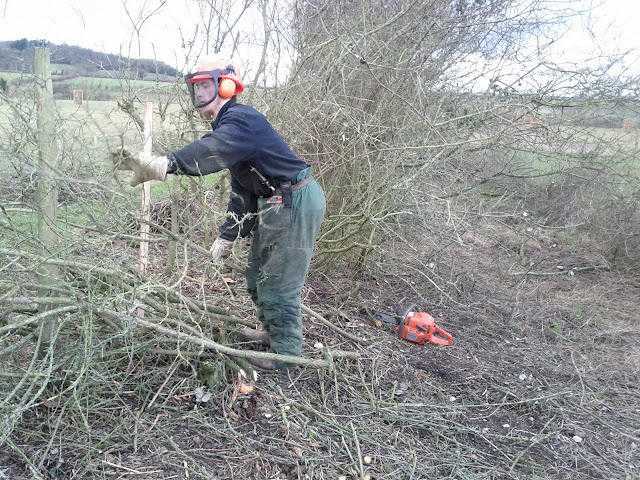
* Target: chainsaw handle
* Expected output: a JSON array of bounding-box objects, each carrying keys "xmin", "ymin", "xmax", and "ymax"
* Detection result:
[{"xmin": 428, "ymin": 325, "xmax": 454, "ymax": 346}]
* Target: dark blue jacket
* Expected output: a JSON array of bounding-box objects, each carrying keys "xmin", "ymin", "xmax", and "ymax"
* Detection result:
[{"xmin": 167, "ymin": 99, "xmax": 309, "ymax": 240}]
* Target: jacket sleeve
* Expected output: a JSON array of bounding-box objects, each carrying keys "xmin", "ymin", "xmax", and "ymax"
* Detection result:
[
  {"xmin": 168, "ymin": 115, "xmax": 255, "ymax": 176},
  {"xmin": 218, "ymin": 175, "xmax": 257, "ymax": 241}
]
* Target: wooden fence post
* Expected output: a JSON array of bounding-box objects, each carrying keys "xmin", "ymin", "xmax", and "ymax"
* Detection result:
[
  {"xmin": 138, "ymin": 102, "xmax": 153, "ymax": 277},
  {"xmin": 135, "ymin": 102, "xmax": 153, "ymax": 319},
  {"xmin": 34, "ymin": 46, "xmax": 59, "ymax": 351}
]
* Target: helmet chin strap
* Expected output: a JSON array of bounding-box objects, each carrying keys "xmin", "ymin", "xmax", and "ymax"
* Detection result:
[
  {"xmin": 196, "ymin": 96, "xmax": 215, "ymax": 109},
  {"xmin": 198, "ymin": 96, "xmax": 229, "ymax": 120}
]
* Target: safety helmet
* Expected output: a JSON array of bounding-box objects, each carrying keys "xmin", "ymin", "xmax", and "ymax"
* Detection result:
[{"xmin": 184, "ymin": 57, "xmax": 244, "ymax": 109}]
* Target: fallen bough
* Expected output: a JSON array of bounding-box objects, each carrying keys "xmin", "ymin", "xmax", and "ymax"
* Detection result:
[
  {"xmin": 0, "ymin": 247, "xmax": 359, "ymax": 372},
  {"xmin": 98, "ymin": 309, "xmax": 360, "ymax": 370}
]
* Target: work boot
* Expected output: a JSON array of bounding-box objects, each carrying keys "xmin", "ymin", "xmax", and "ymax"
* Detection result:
[
  {"xmin": 237, "ymin": 327, "xmax": 270, "ymax": 345},
  {"xmin": 247, "ymin": 357, "xmax": 281, "ymax": 371},
  {"xmin": 247, "ymin": 351, "xmax": 294, "ymax": 371}
]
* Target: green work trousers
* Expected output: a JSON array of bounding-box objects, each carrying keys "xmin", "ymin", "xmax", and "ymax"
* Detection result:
[{"xmin": 245, "ymin": 171, "xmax": 325, "ymax": 357}]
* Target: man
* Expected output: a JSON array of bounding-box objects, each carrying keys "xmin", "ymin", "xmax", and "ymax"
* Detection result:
[{"xmin": 114, "ymin": 58, "xmax": 326, "ymax": 369}]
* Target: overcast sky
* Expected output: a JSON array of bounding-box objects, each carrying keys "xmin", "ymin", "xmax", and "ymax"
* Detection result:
[
  {"xmin": 0, "ymin": 0, "xmax": 249, "ymax": 72},
  {"xmin": 0, "ymin": 0, "xmax": 638, "ymax": 78}
]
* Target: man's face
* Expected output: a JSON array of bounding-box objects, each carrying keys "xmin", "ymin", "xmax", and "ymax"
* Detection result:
[
  {"xmin": 193, "ymin": 79, "xmax": 216, "ymax": 105},
  {"xmin": 186, "ymin": 68, "xmax": 234, "ymax": 120},
  {"xmin": 190, "ymin": 78, "xmax": 219, "ymax": 119}
]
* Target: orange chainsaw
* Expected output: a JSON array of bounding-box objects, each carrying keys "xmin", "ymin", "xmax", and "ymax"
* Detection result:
[{"xmin": 375, "ymin": 308, "xmax": 454, "ymax": 346}]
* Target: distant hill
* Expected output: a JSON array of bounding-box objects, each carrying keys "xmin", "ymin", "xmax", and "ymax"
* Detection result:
[{"xmin": 0, "ymin": 38, "xmax": 179, "ymax": 81}]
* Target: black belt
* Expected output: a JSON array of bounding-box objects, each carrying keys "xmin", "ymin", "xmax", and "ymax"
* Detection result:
[
  {"xmin": 264, "ymin": 176, "xmax": 313, "ymax": 207},
  {"xmin": 280, "ymin": 176, "xmax": 312, "ymax": 192}
]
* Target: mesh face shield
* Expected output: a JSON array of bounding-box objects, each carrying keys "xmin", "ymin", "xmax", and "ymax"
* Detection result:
[{"xmin": 185, "ymin": 66, "xmax": 235, "ymax": 109}]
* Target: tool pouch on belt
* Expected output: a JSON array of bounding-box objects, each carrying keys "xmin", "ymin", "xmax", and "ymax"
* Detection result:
[{"xmin": 279, "ymin": 182, "xmax": 293, "ymax": 208}]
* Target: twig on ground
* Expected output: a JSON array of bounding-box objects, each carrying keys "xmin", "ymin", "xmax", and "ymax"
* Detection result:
[{"xmin": 302, "ymin": 304, "xmax": 367, "ymax": 345}]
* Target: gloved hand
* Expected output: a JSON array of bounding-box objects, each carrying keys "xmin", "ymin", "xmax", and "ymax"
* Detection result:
[
  {"xmin": 210, "ymin": 237, "xmax": 234, "ymax": 264},
  {"xmin": 111, "ymin": 148, "xmax": 168, "ymax": 187}
]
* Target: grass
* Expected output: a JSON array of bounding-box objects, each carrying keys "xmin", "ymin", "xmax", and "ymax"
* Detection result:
[
  {"xmin": 61, "ymin": 75, "xmax": 172, "ymax": 91},
  {"xmin": 150, "ymin": 173, "xmax": 223, "ymax": 199},
  {"xmin": 0, "ymin": 69, "xmax": 169, "ymax": 88},
  {"xmin": 503, "ymin": 124, "xmax": 640, "ymax": 190},
  {"xmin": 1, "ymin": 199, "xmax": 109, "ymax": 240},
  {"xmin": 0, "ymin": 173, "xmax": 223, "ymax": 246},
  {"xmin": 0, "ymin": 71, "xmax": 24, "ymax": 81},
  {"xmin": 0, "ymin": 94, "xmax": 220, "ymax": 250}
]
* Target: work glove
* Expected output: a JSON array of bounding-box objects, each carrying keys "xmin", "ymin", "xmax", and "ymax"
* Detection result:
[
  {"xmin": 210, "ymin": 237, "xmax": 234, "ymax": 264},
  {"xmin": 111, "ymin": 148, "xmax": 168, "ymax": 187}
]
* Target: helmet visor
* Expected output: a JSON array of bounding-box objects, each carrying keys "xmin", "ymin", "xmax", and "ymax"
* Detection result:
[{"xmin": 185, "ymin": 67, "xmax": 237, "ymax": 109}]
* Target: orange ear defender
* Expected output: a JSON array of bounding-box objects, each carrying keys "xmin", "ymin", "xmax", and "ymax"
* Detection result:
[{"xmin": 218, "ymin": 78, "xmax": 238, "ymax": 98}]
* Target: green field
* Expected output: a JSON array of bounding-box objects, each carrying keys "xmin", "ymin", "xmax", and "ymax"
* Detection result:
[
  {"xmin": 0, "ymin": 95, "xmax": 221, "ymax": 242},
  {"xmin": 0, "ymin": 69, "xmax": 175, "ymax": 100},
  {"xmin": 0, "ymin": 71, "xmax": 24, "ymax": 81},
  {"xmin": 62, "ymin": 75, "xmax": 173, "ymax": 90}
]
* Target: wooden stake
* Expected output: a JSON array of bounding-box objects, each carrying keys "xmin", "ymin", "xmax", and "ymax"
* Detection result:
[
  {"xmin": 137, "ymin": 102, "xmax": 153, "ymax": 317},
  {"xmin": 34, "ymin": 47, "xmax": 59, "ymax": 351}
]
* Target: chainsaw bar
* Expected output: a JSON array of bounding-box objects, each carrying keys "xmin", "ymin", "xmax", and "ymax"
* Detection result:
[{"xmin": 373, "ymin": 311, "xmax": 401, "ymax": 326}]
